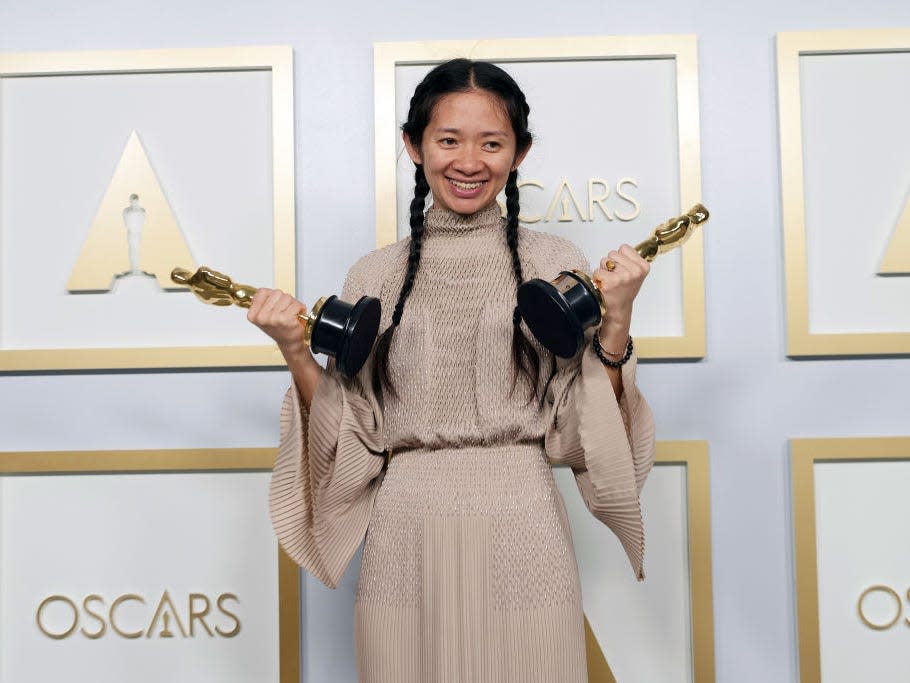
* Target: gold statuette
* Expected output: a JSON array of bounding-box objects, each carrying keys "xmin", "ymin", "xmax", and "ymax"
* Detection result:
[
  {"xmin": 517, "ymin": 204, "xmax": 709, "ymax": 357},
  {"xmin": 171, "ymin": 266, "xmax": 381, "ymax": 377}
]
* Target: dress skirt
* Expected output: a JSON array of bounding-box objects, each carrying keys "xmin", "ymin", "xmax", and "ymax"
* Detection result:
[{"xmin": 353, "ymin": 443, "xmax": 587, "ymax": 683}]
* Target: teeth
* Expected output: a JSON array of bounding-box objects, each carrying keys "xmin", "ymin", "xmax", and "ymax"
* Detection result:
[{"xmin": 449, "ymin": 179, "xmax": 483, "ymax": 190}]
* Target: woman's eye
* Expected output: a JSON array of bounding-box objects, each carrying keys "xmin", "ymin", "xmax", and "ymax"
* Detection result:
[
  {"xmin": 483, "ymin": 141, "xmax": 501, "ymax": 151},
  {"xmin": 440, "ymin": 137, "xmax": 456, "ymax": 146}
]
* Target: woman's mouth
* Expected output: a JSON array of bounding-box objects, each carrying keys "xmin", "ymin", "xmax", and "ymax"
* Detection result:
[{"xmin": 447, "ymin": 177, "xmax": 486, "ymax": 197}]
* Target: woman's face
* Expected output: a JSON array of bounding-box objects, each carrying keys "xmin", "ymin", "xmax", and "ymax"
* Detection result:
[{"xmin": 403, "ymin": 89, "xmax": 530, "ymax": 216}]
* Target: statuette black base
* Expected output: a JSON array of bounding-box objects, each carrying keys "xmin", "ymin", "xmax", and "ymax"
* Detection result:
[
  {"xmin": 517, "ymin": 271, "xmax": 602, "ymax": 358},
  {"xmin": 310, "ymin": 295, "xmax": 382, "ymax": 378},
  {"xmin": 516, "ymin": 203, "xmax": 710, "ymax": 358}
]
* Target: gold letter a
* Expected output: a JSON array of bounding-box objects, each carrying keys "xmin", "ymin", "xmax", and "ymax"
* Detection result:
[
  {"xmin": 879, "ymin": 189, "xmax": 910, "ymax": 275},
  {"xmin": 67, "ymin": 131, "xmax": 194, "ymax": 291}
]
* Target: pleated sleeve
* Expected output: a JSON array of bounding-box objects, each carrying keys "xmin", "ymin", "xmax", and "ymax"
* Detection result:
[
  {"xmin": 543, "ymin": 252, "xmax": 656, "ymax": 581},
  {"xmin": 268, "ymin": 269, "xmax": 386, "ymax": 589}
]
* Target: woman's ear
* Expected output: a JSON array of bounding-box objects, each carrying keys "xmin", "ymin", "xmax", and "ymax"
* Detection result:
[
  {"xmin": 403, "ymin": 132, "xmax": 422, "ymax": 165},
  {"xmin": 512, "ymin": 141, "xmax": 532, "ymax": 171}
]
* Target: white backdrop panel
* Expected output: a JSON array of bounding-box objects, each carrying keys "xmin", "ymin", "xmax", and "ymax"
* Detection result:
[
  {"xmin": 0, "ymin": 70, "xmax": 274, "ymax": 349},
  {"xmin": 814, "ymin": 460, "xmax": 910, "ymax": 683},
  {"xmin": 394, "ymin": 59, "xmax": 683, "ymax": 339},
  {"xmin": 556, "ymin": 462, "xmax": 693, "ymax": 683},
  {"xmin": 0, "ymin": 470, "xmax": 279, "ymax": 683},
  {"xmin": 801, "ymin": 51, "xmax": 910, "ymax": 334}
]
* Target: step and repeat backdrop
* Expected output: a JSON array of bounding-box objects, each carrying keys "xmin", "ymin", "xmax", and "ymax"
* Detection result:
[
  {"xmin": 777, "ymin": 28, "xmax": 910, "ymax": 683},
  {"xmin": 0, "ymin": 46, "xmax": 300, "ymax": 683},
  {"xmin": 0, "ymin": 22, "xmax": 908, "ymax": 683}
]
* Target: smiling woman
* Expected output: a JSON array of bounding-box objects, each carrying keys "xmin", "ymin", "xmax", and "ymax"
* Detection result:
[
  {"xmin": 402, "ymin": 89, "xmax": 529, "ymax": 215},
  {"xmin": 253, "ymin": 58, "xmax": 656, "ymax": 683}
]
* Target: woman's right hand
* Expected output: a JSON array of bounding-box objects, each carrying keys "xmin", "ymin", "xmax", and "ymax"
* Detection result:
[
  {"xmin": 249, "ymin": 288, "xmax": 324, "ymax": 408},
  {"xmin": 247, "ymin": 288, "xmax": 312, "ymax": 359}
]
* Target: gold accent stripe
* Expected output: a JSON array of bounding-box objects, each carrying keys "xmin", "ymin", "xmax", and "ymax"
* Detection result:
[
  {"xmin": 584, "ymin": 615, "xmax": 617, "ymax": 683},
  {"xmin": 0, "ymin": 447, "xmax": 275, "ymax": 473},
  {"xmin": 278, "ymin": 550, "xmax": 301, "ymax": 683},
  {"xmin": 656, "ymin": 441, "xmax": 715, "ymax": 682},
  {"xmin": 269, "ymin": 47, "xmax": 297, "ymax": 298},
  {"xmin": 0, "ymin": 344, "xmax": 285, "ymax": 371},
  {"xmin": 0, "ymin": 46, "xmax": 293, "ymax": 74}
]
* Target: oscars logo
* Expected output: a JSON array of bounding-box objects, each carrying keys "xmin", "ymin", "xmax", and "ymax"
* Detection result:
[
  {"xmin": 67, "ymin": 131, "xmax": 195, "ymax": 292},
  {"xmin": 510, "ymin": 176, "xmax": 642, "ymax": 224},
  {"xmin": 35, "ymin": 591, "xmax": 241, "ymax": 640}
]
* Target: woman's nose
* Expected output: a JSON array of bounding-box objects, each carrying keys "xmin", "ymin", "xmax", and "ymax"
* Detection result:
[{"xmin": 452, "ymin": 147, "xmax": 482, "ymax": 174}]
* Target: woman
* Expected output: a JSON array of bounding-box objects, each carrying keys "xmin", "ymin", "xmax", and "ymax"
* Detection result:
[{"xmin": 250, "ymin": 59, "xmax": 655, "ymax": 682}]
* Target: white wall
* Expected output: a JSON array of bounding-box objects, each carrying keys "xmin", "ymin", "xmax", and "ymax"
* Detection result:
[{"xmin": 2, "ymin": 1, "xmax": 910, "ymax": 682}]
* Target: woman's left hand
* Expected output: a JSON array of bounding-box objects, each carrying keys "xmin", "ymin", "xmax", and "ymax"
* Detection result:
[{"xmin": 592, "ymin": 244, "xmax": 650, "ymax": 343}]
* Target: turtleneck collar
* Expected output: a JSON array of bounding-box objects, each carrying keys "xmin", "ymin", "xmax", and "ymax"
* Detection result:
[{"xmin": 423, "ymin": 203, "xmax": 504, "ymax": 235}]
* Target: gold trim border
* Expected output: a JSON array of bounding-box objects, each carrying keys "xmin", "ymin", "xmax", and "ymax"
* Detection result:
[
  {"xmin": 0, "ymin": 447, "xmax": 300, "ymax": 683},
  {"xmin": 777, "ymin": 29, "xmax": 910, "ymax": 357},
  {"xmin": 656, "ymin": 440, "xmax": 715, "ymax": 683},
  {"xmin": 0, "ymin": 46, "xmax": 296, "ymax": 370},
  {"xmin": 373, "ymin": 36, "xmax": 706, "ymax": 359},
  {"xmin": 790, "ymin": 437, "xmax": 910, "ymax": 683},
  {"xmin": 580, "ymin": 440, "xmax": 715, "ymax": 682}
]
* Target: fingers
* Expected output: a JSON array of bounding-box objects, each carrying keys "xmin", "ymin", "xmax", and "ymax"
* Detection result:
[
  {"xmin": 277, "ymin": 294, "xmax": 304, "ymax": 320},
  {"xmin": 620, "ymin": 243, "xmax": 650, "ymax": 274},
  {"xmin": 246, "ymin": 287, "xmax": 307, "ymax": 340},
  {"xmin": 591, "ymin": 243, "xmax": 651, "ymax": 323},
  {"xmin": 600, "ymin": 245, "xmax": 648, "ymax": 272},
  {"xmin": 597, "ymin": 245, "xmax": 650, "ymax": 281}
]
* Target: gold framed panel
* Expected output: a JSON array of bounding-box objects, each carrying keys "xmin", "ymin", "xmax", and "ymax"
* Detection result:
[
  {"xmin": 777, "ymin": 30, "xmax": 910, "ymax": 356},
  {"xmin": 579, "ymin": 440, "xmax": 715, "ymax": 683},
  {"xmin": 791, "ymin": 437, "xmax": 910, "ymax": 683},
  {"xmin": 0, "ymin": 447, "xmax": 299, "ymax": 683},
  {"xmin": 0, "ymin": 47, "xmax": 296, "ymax": 370},
  {"xmin": 374, "ymin": 36, "xmax": 706, "ymax": 359}
]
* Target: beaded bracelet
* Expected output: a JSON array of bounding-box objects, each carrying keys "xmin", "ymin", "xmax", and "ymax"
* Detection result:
[{"xmin": 593, "ymin": 334, "xmax": 634, "ymax": 368}]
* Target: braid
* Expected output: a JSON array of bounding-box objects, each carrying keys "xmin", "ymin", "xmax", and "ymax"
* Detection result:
[
  {"xmin": 505, "ymin": 170, "xmax": 523, "ymax": 283},
  {"xmin": 505, "ymin": 170, "xmax": 543, "ymax": 403},
  {"xmin": 395, "ymin": 166, "xmax": 430, "ymax": 322},
  {"xmin": 374, "ymin": 165, "xmax": 430, "ymax": 397}
]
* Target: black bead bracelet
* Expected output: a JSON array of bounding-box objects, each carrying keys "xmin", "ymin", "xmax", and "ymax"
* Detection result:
[{"xmin": 593, "ymin": 334, "xmax": 634, "ymax": 368}]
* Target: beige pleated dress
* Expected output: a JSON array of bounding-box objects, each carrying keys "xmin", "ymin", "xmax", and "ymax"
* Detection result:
[{"xmin": 269, "ymin": 204, "xmax": 656, "ymax": 683}]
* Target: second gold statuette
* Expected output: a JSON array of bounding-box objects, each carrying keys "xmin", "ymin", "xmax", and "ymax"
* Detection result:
[
  {"xmin": 171, "ymin": 266, "xmax": 381, "ymax": 378},
  {"xmin": 517, "ymin": 204, "xmax": 709, "ymax": 358}
]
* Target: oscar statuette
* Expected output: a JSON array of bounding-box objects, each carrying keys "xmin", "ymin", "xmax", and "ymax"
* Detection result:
[
  {"xmin": 517, "ymin": 204, "xmax": 709, "ymax": 357},
  {"xmin": 171, "ymin": 266, "xmax": 381, "ymax": 378}
]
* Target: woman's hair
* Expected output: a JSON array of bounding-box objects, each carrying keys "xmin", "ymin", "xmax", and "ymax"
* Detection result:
[{"xmin": 373, "ymin": 58, "xmax": 545, "ymax": 403}]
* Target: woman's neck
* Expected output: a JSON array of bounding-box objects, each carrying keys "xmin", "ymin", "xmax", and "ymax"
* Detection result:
[{"xmin": 423, "ymin": 202, "xmax": 504, "ymax": 235}]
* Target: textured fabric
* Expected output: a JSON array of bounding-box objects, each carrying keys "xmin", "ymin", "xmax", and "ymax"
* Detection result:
[{"xmin": 269, "ymin": 203, "xmax": 656, "ymax": 682}]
